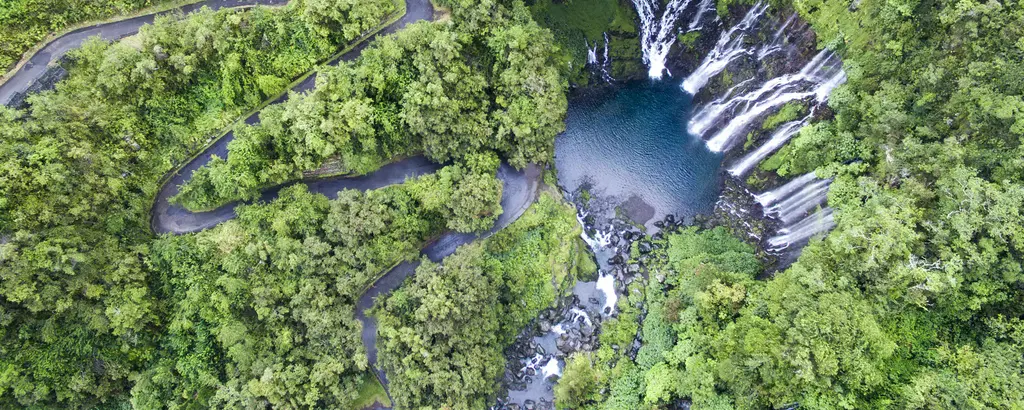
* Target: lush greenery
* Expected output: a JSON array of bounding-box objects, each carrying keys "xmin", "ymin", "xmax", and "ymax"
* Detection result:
[
  {"xmin": 0, "ymin": 0, "xmax": 176, "ymax": 72},
  {"xmin": 375, "ymin": 192, "xmax": 589, "ymax": 409},
  {"xmin": 0, "ymin": 0, "xmax": 570, "ymax": 406},
  {"xmin": 173, "ymin": 0, "xmax": 568, "ymax": 210},
  {"xmin": 526, "ymin": 0, "xmax": 643, "ymax": 83},
  {"xmin": 559, "ymin": 0, "xmax": 1024, "ymax": 407},
  {"xmin": 136, "ymin": 163, "xmax": 501, "ymax": 408}
]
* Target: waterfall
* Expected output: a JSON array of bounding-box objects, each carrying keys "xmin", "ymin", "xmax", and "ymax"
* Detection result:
[
  {"xmin": 540, "ymin": 357, "xmax": 562, "ymax": 378},
  {"xmin": 728, "ymin": 118, "xmax": 807, "ymax": 176},
  {"xmin": 631, "ymin": 0, "xmax": 693, "ymax": 79},
  {"xmin": 602, "ymin": 32, "xmax": 613, "ymax": 81},
  {"xmin": 766, "ymin": 179, "xmax": 830, "ymax": 224},
  {"xmin": 688, "ymin": 50, "xmax": 832, "ymax": 137},
  {"xmin": 585, "ymin": 33, "xmax": 614, "ymax": 82},
  {"xmin": 586, "ymin": 38, "xmax": 599, "ymax": 65},
  {"xmin": 754, "ymin": 171, "xmax": 817, "ymax": 205},
  {"xmin": 757, "ymin": 13, "xmax": 797, "ymax": 59},
  {"xmin": 687, "ymin": 0, "xmax": 716, "ymax": 31},
  {"xmin": 680, "ymin": 2, "xmax": 768, "ymax": 95},
  {"xmin": 756, "ymin": 172, "xmax": 835, "ymax": 249},
  {"xmin": 692, "ymin": 50, "xmax": 845, "ymax": 152},
  {"xmin": 596, "ymin": 272, "xmax": 618, "ymax": 314},
  {"xmin": 768, "ymin": 208, "xmax": 835, "ymax": 248}
]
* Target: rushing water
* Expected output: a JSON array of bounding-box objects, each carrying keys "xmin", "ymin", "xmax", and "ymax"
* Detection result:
[
  {"xmin": 503, "ymin": 7, "xmax": 851, "ymax": 406},
  {"xmin": 555, "ymin": 82, "xmax": 724, "ymax": 227}
]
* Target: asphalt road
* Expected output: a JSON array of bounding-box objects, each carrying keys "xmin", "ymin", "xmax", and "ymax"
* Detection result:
[
  {"xmin": 355, "ymin": 163, "xmax": 543, "ymax": 397},
  {"xmin": 150, "ymin": 0, "xmax": 436, "ymax": 234},
  {"xmin": 9, "ymin": 1, "xmax": 546, "ymax": 405},
  {"xmin": 0, "ymin": 0, "xmax": 291, "ymax": 106}
]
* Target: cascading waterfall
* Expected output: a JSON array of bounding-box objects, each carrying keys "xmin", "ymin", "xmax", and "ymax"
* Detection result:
[
  {"xmin": 728, "ymin": 117, "xmax": 807, "ymax": 176},
  {"xmin": 680, "ymin": 2, "xmax": 769, "ymax": 94},
  {"xmin": 766, "ymin": 179, "xmax": 830, "ymax": 224},
  {"xmin": 692, "ymin": 50, "xmax": 845, "ymax": 152},
  {"xmin": 755, "ymin": 172, "xmax": 835, "ymax": 249},
  {"xmin": 688, "ymin": 51, "xmax": 835, "ymax": 137},
  {"xmin": 585, "ymin": 33, "xmax": 614, "ymax": 82},
  {"xmin": 586, "ymin": 38, "xmax": 599, "ymax": 65},
  {"xmin": 631, "ymin": 0, "xmax": 693, "ymax": 79},
  {"xmin": 768, "ymin": 208, "xmax": 835, "ymax": 248},
  {"xmin": 754, "ymin": 171, "xmax": 817, "ymax": 206},
  {"xmin": 757, "ymin": 13, "xmax": 797, "ymax": 59},
  {"xmin": 687, "ymin": 0, "xmax": 716, "ymax": 31}
]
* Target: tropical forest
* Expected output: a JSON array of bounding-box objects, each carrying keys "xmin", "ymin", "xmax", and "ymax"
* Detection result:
[{"xmin": 0, "ymin": 0, "xmax": 1021, "ymax": 408}]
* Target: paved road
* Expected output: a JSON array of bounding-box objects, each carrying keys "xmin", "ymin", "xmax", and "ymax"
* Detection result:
[
  {"xmin": 0, "ymin": 0, "xmax": 291, "ymax": 106},
  {"xmin": 355, "ymin": 163, "xmax": 543, "ymax": 400},
  {"xmin": 18, "ymin": 0, "xmax": 544, "ymax": 405},
  {"xmin": 150, "ymin": 0, "xmax": 436, "ymax": 234}
]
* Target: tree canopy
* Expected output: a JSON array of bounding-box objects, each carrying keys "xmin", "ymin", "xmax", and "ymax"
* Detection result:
[{"xmin": 173, "ymin": 0, "xmax": 567, "ymax": 211}]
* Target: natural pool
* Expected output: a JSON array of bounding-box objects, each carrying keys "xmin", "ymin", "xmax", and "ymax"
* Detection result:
[
  {"xmin": 501, "ymin": 80, "xmax": 726, "ymax": 408},
  {"xmin": 555, "ymin": 81, "xmax": 724, "ymax": 227}
]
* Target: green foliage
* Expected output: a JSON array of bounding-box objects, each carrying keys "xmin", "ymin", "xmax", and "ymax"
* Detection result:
[
  {"xmin": 620, "ymin": 0, "xmax": 1024, "ymax": 402},
  {"xmin": 174, "ymin": 3, "xmax": 568, "ymax": 210},
  {"xmin": 0, "ymin": 0, "xmax": 175, "ymax": 71},
  {"xmin": 528, "ymin": 0, "xmax": 643, "ymax": 83},
  {"xmin": 555, "ymin": 353, "xmax": 604, "ymax": 409},
  {"xmin": 376, "ymin": 192, "xmax": 583, "ymax": 409},
  {"xmin": 677, "ymin": 31, "xmax": 701, "ymax": 50},
  {"xmin": 448, "ymin": 172, "xmax": 504, "ymax": 232},
  {"xmin": 0, "ymin": 2, "xmax": 415, "ymax": 406},
  {"xmin": 135, "ymin": 165, "xmax": 498, "ymax": 408},
  {"xmin": 760, "ymin": 101, "xmax": 806, "ymax": 130}
]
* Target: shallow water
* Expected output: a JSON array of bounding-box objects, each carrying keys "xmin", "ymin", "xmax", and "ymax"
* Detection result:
[
  {"xmin": 555, "ymin": 81, "xmax": 724, "ymax": 227},
  {"xmin": 502, "ymin": 81, "xmax": 727, "ymax": 408}
]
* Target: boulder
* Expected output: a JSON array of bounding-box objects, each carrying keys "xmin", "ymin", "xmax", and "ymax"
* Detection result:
[{"xmin": 638, "ymin": 241, "xmax": 653, "ymax": 254}]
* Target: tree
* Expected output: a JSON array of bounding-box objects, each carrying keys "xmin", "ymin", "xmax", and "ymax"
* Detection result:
[{"xmin": 555, "ymin": 353, "xmax": 604, "ymax": 409}]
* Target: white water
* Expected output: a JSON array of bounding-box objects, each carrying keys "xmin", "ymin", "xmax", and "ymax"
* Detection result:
[
  {"xmin": 757, "ymin": 13, "xmax": 797, "ymax": 59},
  {"xmin": 521, "ymin": 354, "xmax": 563, "ymax": 380},
  {"xmin": 598, "ymin": 32, "xmax": 614, "ymax": 82},
  {"xmin": 756, "ymin": 172, "xmax": 835, "ymax": 249},
  {"xmin": 755, "ymin": 172, "xmax": 817, "ymax": 206},
  {"xmin": 766, "ymin": 179, "xmax": 830, "ymax": 224},
  {"xmin": 768, "ymin": 207, "xmax": 835, "ymax": 248},
  {"xmin": 695, "ymin": 50, "xmax": 845, "ymax": 152},
  {"xmin": 687, "ymin": 78, "xmax": 757, "ymax": 136},
  {"xmin": 541, "ymin": 357, "xmax": 562, "ymax": 378},
  {"xmin": 569, "ymin": 307, "xmax": 594, "ymax": 327},
  {"xmin": 577, "ymin": 213, "xmax": 612, "ymax": 249},
  {"xmin": 728, "ymin": 118, "xmax": 807, "ymax": 176},
  {"xmin": 595, "ymin": 272, "xmax": 618, "ymax": 315},
  {"xmin": 631, "ymin": 0, "xmax": 693, "ymax": 79},
  {"xmin": 681, "ymin": 2, "xmax": 768, "ymax": 94},
  {"xmin": 586, "ymin": 38, "xmax": 598, "ymax": 65},
  {"xmin": 687, "ymin": 0, "xmax": 716, "ymax": 31}
]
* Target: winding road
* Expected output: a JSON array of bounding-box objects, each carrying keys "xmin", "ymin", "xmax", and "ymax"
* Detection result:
[
  {"xmin": 356, "ymin": 163, "xmax": 542, "ymax": 398},
  {"xmin": 5, "ymin": 0, "xmax": 546, "ymax": 405},
  {"xmin": 150, "ymin": 0, "xmax": 436, "ymax": 234},
  {"xmin": 0, "ymin": 0, "xmax": 290, "ymax": 106}
]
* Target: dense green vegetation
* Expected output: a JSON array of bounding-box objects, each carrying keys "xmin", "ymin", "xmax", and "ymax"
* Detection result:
[
  {"xmin": 174, "ymin": 0, "xmax": 568, "ymax": 210},
  {"xmin": 0, "ymin": 1, "xmax": 395, "ymax": 406},
  {"xmin": 555, "ymin": 0, "xmax": 1024, "ymax": 407},
  {"xmin": 137, "ymin": 163, "xmax": 501, "ymax": 408},
  {"xmin": 526, "ymin": 0, "xmax": 643, "ymax": 83},
  {"xmin": 375, "ymin": 192, "xmax": 588, "ymax": 409},
  {"xmin": 0, "ymin": 0, "xmax": 175, "ymax": 71},
  {"xmin": 0, "ymin": 0, "xmax": 573, "ymax": 406},
  {"xmin": 4, "ymin": 0, "xmax": 1023, "ymax": 407}
]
